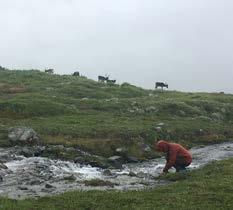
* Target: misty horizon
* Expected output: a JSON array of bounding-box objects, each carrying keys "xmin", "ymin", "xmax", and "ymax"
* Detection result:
[{"xmin": 0, "ymin": 1, "xmax": 233, "ymax": 93}]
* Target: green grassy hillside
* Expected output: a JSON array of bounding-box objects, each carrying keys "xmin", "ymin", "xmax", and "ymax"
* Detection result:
[{"xmin": 0, "ymin": 68, "xmax": 233, "ymax": 158}]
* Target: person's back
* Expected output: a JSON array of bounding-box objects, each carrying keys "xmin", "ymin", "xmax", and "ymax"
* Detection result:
[
  {"xmin": 155, "ymin": 140, "xmax": 192, "ymax": 173},
  {"xmin": 168, "ymin": 143, "xmax": 192, "ymax": 163}
]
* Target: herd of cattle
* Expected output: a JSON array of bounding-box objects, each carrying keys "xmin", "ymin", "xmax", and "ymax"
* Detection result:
[{"xmin": 44, "ymin": 69, "xmax": 168, "ymax": 89}]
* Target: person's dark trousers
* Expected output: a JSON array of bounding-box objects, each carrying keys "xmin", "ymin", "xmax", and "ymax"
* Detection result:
[
  {"xmin": 174, "ymin": 164, "xmax": 187, "ymax": 172},
  {"xmin": 174, "ymin": 160, "xmax": 190, "ymax": 172}
]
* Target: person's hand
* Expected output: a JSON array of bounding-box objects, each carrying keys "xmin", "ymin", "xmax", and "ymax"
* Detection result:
[{"xmin": 163, "ymin": 169, "xmax": 168, "ymax": 174}]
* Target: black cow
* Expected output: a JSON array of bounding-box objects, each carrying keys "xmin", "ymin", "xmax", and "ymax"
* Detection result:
[
  {"xmin": 98, "ymin": 75, "xmax": 109, "ymax": 82},
  {"xmin": 155, "ymin": 82, "xmax": 168, "ymax": 90},
  {"xmin": 45, "ymin": 69, "xmax": 54, "ymax": 74},
  {"xmin": 72, "ymin": 71, "xmax": 80, "ymax": 76}
]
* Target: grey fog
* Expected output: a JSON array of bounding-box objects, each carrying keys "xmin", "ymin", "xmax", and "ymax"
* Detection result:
[{"xmin": 0, "ymin": 0, "xmax": 233, "ymax": 93}]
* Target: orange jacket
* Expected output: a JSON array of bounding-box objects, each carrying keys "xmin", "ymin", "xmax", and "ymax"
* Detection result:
[{"xmin": 156, "ymin": 140, "xmax": 192, "ymax": 172}]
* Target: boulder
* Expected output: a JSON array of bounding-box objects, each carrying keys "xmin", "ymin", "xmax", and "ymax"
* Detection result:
[
  {"xmin": 108, "ymin": 156, "xmax": 123, "ymax": 168},
  {"xmin": 19, "ymin": 147, "xmax": 35, "ymax": 157},
  {"xmin": 128, "ymin": 171, "xmax": 137, "ymax": 177},
  {"xmin": 136, "ymin": 172, "xmax": 151, "ymax": 179},
  {"xmin": 145, "ymin": 106, "xmax": 158, "ymax": 113},
  {"xmin": 0, "ymin": 163, "xmax": 8, "ymax": 170},
  {"xmin": 17, "ymin": 146, "xmax": 45, "ymax": 158},
  {"xmin": 8, "ymin": 127, "xmax": 40, "ymax": 145},
  {"xmin": 155, "ymin": 126, "xmax": 162, "ymax": 132},
  {"xmin": 211, "ymin": 112, "xmax": 224, "ymax": 121},
  {"xmin": 63, "ymin": 174, "xmax": 76, "ymax": 181},
  {"xmin": 74, "ymin": 157, "xmax": 86, "ymax": 165},
  {"xmin": 18, "ymin": 186, "xmax": 28, "ymax": 190},
  {"xmin": 29, "ymin": 180, "xmax": 42, "ymax": 185},
  {"xmin": 116, "ymin": 147, "xmax": 127, "ymax": 153},
  {"xmin": 108, "ymin": 156, "xmax": 123, "ymax": 162},
  {"xmin": 89, "ymin": 161, "xmax": 107, "ymax": 168},
  {"xmin": 115, "ymin": 147, "xmax": 127, "ymax": 156},
  {"xmin": 140, "ymin": 144, "xmax": 151, "ymax": 152},
  {"xmin": 178, "ymin": 110, "xmax": 186, "ymax": 116},
  {"xmin": 45, "ymin": 183, "xmax": 54, "ymax": 188},
  {"xmin": 157, "ymin": 122, "xmax": 165, "ymax": 126},
  {"xmin": 127, "ymin": 156, "xmax": 139, "ymax": 163},
  {"xmin": 103, "ymin": 169, "xmax": 112, "ymax": 176}
]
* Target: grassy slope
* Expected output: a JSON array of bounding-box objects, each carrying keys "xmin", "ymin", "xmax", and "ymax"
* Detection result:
[
  {"xmin": 1, "ymin": 158, "xmax": 233, "ymax": 209},
  {"xmin": 0, "ymin": 69, "xmax": 233, "ymax": 158}
]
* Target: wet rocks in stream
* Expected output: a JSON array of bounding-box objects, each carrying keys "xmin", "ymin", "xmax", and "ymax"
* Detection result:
[{"xmin": 0, "ymin": 142, "xmax": 233, "ymax": 199}]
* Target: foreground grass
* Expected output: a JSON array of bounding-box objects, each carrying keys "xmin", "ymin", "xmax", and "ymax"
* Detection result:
[{"xmin": 1, "ymin": 158, "xmax": 233, "ymax": 210}]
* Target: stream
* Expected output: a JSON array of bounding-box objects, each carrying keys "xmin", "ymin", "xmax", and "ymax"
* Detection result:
[{"xmin": 0, "ymin": 142, "xmax": 233, "ymax": 199}]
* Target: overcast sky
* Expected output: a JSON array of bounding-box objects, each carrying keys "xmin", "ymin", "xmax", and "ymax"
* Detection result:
[{"xmin": 0, "ymin": 0, "xmax": 233, "ymax": 93}]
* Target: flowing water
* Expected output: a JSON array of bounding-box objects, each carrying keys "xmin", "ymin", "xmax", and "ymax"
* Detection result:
[{"xmin": 1, "ymin": 142, "xmax": 233, "ymax": 199}]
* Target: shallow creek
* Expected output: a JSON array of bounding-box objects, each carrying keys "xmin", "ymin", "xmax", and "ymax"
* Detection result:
[{"xmin": 0, "ymin": 142, "xmax": 233, "ymax": 199}]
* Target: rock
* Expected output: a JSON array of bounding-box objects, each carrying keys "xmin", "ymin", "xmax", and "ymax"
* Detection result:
[
  {"xmin": 211, "ymin": 112, "xmax": 224, "ymax": 121},
  {"xmin": 140, "ymin": 144, "xmax": 151, "ymax": 152},
  {"xmin": 157, "ymin": 122, "xmax": 165, "ymax": 126},
  {"xmin": 29, "ymin": 180, "xmax": 42, "ymax": 185},
  {"xmin": 108, "ymin": 156, "xmax": 123, "ymax": 168},
  {"xmin": 196, "ymin": 116, "xmax": 212, "ymax": 121},
  {"xmin": 74, "ymin": 157, "xmax": 86, "ymax": 164},
  {"xmin": 0, "ymin": 163, "xmax": 8, "ymax": 170},
  {"xmin": 33, "ymin": 146, "xmax": 45, "ymax": 156},
  {"xmin": 8, "ymin": 127, "xmax": 40, "ymax": 145},
  {"xmin": 115, "ymin": 147, "xmax": 126, "ymax": 153},
  {"xmin": 128, "ymin": 171, "xmax": 137, "ymax": 177},
  {"xmin": 17, "ymin": 146, "xmax": 45, "ymax": 158},
  {"xmin": 220, "ymin": 108, "xmax": 226, "ymax": 113},
  {"xmin": 19, "ymin": 147, "xmax": 34, "ymax": 157},
  {"xmin": 178, "ymin": 110, "xmax": 186, "ymax": 116},
  {"xmin": 89, "ymin": 161, "xmax": 105, "ymax": 168},
  {"xmin": 45, "ymin": 183, "xmax": 54, "ymax": 188},
  {"xmin": 155, "ymin": 126, "xmax": 162, "ymax": 132},
  {"xmin": 131, "ymin": 101, "xmax": 138, "ymax": 106},
  {"xmin": 137, "ymin": 108, "xmax": 145, "ymax": 114},
  {"xmin": 103, "ymin": 169, "xmax": 112, "ymax": 176},
  {"xmin": 105, "ymin": 98, "xmax": 119, "ymax": 102},
  {"xmin": 136, "ymin": 172, "xmax": 147, "ymax": 178},
  {"xmin": 18, "ymin": 186, "xmax": 28, "ymax": 190},
  {"xmin": 145, "ymin": 106, "xmax": 158, "ymax": 113},
  {"xmin": 127, "ymin": 156, "xmax": 139, "ymax": 163},
  {"xmin": 115, "ymin": 147, "xmax": 127, "ymax": 155},
  {"xmin": 136, "ymin": 172, "xmax": 152, "ymax": 179},
  {"xmin": 49, "ymin": 145, "xmax": 64, "ymax": 150},
  {"xmin": 64, "ymin": 174, "xmax": 76, "ymax": 181},
  {"xmin": 108, "ymin": 156, "xmax": 122, "ymax": 161},
  {"xmin": 65, "ymin": 147, "xmax": 76, "ymax": 153},
  {"xmin": 81, "ymin": 97, "xmax": 89, "ymax": 100}
]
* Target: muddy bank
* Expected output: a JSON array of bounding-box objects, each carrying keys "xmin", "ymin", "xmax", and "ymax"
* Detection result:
[{"xmin": 0, "ymin": 142, "xmax": 233, "ymax": 199}]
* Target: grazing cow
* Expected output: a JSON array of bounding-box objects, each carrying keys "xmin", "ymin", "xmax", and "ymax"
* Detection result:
[
  {"xmin": 107, "ymin": 79, "xmax": 116, "ymax": 84},
  {"xmin": 45, "ymin": 69, "xmax": 54, "ymax": 74},
  {"xmin": 72, "ymin": 71, "xmax": 80, "ymax": 76},
  {"xmin": 98, "ymin": 75, "xmax": 109, "ymax": 82},
  {"xmin": 155, "ymin": 82, "xmax": 168, "ymax": 90}
]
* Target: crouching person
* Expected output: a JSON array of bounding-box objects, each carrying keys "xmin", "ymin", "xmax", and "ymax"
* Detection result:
[{"xmin": 155, "ymin": 140, "xmax": 192, "ymax": 173}]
